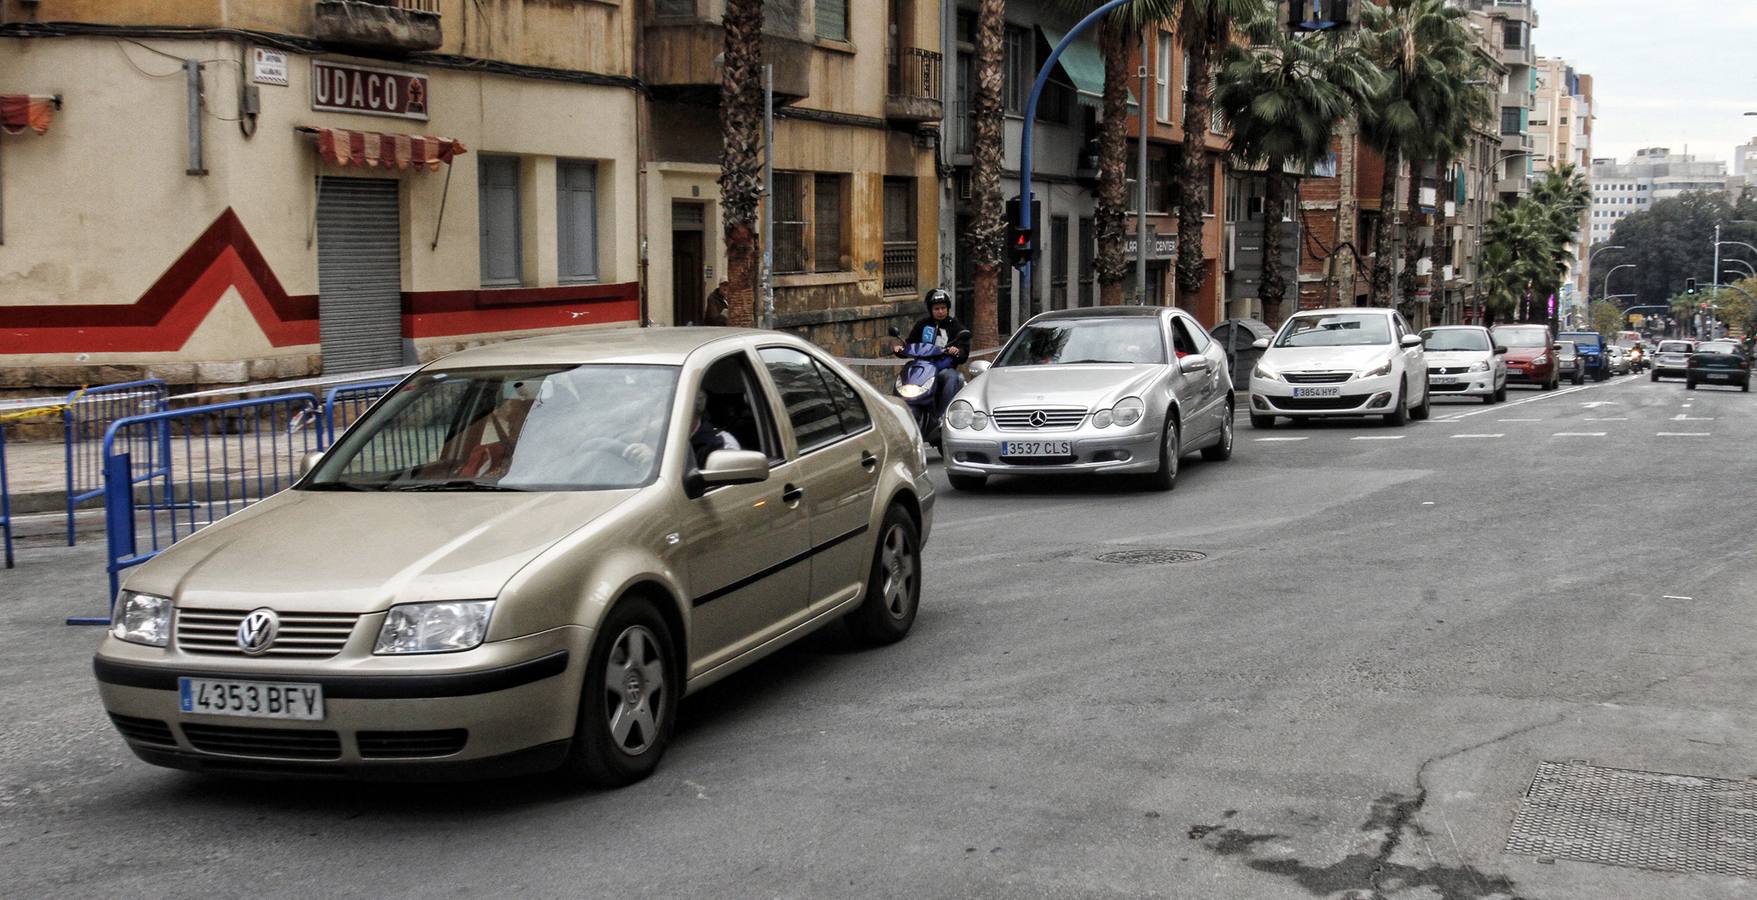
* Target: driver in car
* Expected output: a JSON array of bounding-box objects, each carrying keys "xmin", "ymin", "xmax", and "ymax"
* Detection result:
[{"xmin": 688, "ymin": 390, "xmax": 743, "ymax": 467}]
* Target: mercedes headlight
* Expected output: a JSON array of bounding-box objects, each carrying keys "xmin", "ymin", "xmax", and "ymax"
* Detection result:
[
  {"xmin": 896, "ymin": 383, "xmax": 930, "ymax": 400},
  {"xmin": 1112, "ymin": 397, "xmax": 1146, "ymax": 428},
  {"xmin": 946, "ymin": 400, "xmax": 974, "ymax": 429},
  {"xmin": 1360, "ymin": 357, "xmax": 1395, "ymax": 379},
  {"xmin": 1092, "ymin": 409, "xmax": 1114, "ymax": 428},
  {"xmin": 111, "ymin": 591, "xmax": 172, "ymax": 647},
  {"xmin": 375, "ymin": 600, "xmax": 495, "ymax": 654},
  {"xmin": 1468, "ymin": 361, "xmax": 1491, "ymax": 373}
]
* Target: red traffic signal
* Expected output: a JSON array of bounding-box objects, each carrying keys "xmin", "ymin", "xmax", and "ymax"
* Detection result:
[{"xmin": 1006, "ymin": 195, "xmax": 1039, "ymax": 269}]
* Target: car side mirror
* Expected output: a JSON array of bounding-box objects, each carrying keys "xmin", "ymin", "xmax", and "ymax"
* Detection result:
[
  {"xmin": 298, "ymin": 450, "xmax": 324, "ymax": 479},
  {"xmin": 1494, "ymin": 345, "xmax": 1509, "ymax": 355},
  {"xmin": 694, "ymin": 450, "xmax": 770, "ymax": 494},
  {"xmin": 1178, "ymin": 355, "xmax": 1211, "ymax": 374},
  {"xmin": 1400, "ymin": 334, "xmax": 1424, "ymax": 348},
  {"xmin": 966, "ymin": 359, "xmax": 992, "ymax": 378},
  {"xmin": 1250, "ymin": 338, "xmax": 1270, "ymax": 350}
]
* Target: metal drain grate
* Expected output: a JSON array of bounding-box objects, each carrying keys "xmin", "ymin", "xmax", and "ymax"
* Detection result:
[
  {"xmin": 1094, "ymin": 548, "xmax": 1207, "ymax": 565},
  {"xmin": 1505, "ymin": 761, "xmax": 1757, "ymax": 878}
]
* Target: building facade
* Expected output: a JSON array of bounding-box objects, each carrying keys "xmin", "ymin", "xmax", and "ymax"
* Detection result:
[
  {"xmin": 1531, "ymin": 56, "xmax": 1593, "ymax": 316},
  {"xmin": 1590, "ymin": 148, "xmax": 1729, "ymax": 244}
]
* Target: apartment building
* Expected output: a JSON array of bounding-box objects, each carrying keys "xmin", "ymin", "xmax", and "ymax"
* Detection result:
[
  {"xmin": 1590, "ymin": 148, "xmax": 1729, "ymax": 244},
  {"xmin": 1531, "ymin": 56, "xmax": 1593, "ymax": 311}
]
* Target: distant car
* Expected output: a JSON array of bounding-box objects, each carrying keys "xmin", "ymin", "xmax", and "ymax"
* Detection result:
[
  {"xmin": 1556, "ymin": 331, "xmax": 1609, "ymax": 381},
  {"xmin": 1606, "ymin": 344, "xmax": 1632, "ymax": 375},
  {"xmin": 1420, "ymin": 325, "xmax": 1507, "ymax": 404},
  {"xmin": 1555, "ymin": 340, "xmax": 1585, "ymax": 385},
  {"xmin": 1686, "ymin": 339, "xmax": 1751, "ymax": 391},
  {"xmin": 1249, "ymin": 307, "xmax": 1430, "ymax": 427},
  {"xmin": 1651, "ymin": 339, "xmax": 1697, "ymax": 381},
  {"xmin": 941, "ymin": 306, "xmax": 1235, "ymax": 492},
  {"xmin": 1491, "ymin": 324, "xmax": 1559, "ymax": 390}
]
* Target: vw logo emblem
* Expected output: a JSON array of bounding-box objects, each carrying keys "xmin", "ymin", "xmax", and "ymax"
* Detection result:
[
  {"xmin": 1028, "ymin": 410, "xmax": 1050, "ymax": 428},
  {"xmin": 236, "ymin": 608, "xmax": 280, "ymax": 656}
]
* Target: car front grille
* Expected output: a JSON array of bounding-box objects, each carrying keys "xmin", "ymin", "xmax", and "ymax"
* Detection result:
[
  {"xmin": 110, "ymin": 714, "xmax": 176, "ymax": 748},
  {"xmin": 1429, "ymin": 382, "xmax": 1473, "ymax": 392},
  {"xmin": 1427, "ymin": 366, "xmax": 1477, "ymax": 376},
  {"xmin": 177, "ymin": 608, "xmax": 360, "ymax": 658},
  {"xmin": 357, "ymin": 729, "xmax": 469, "ymax": 759},
  {"xmin": 1268, "ymin": 394, "xmax": 1371, "ymax": 411},
  {"xmin": 181, "ymin": 724, "xmax": 343, "ymax": 760},
  {"xmin": 1282, "ymin": 372, "xmax": 1353, "ymax": 384},
  {"xmin": 1001, "ymin": 455, "xmax": 1079, "ymax": 466},
  {"xmin": 991, "ymin": 408, "xmax": 1087, "ymax": 431}
]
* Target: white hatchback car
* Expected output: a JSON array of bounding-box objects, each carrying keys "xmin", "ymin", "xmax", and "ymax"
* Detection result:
[
  {"xmin": 1249, "ymin": 308, "xmax": 1429, "ymax": 427},
  {"xmin": 1420, "ymin": 325, "xmax": 1508, "ymax": 404}
]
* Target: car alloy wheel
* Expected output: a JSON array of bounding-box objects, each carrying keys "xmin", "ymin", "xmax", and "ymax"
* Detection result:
[
  {"xmin": 603, "ymin": 624, "xmax": 667, "ymax": 755},
  {"xmin": 563, "ymin": 598, "xmax": 677, "ymax": 786},
  {"xmin": 1202, "ymin": 407, "xmax": 1234, "ymax": 462},
  {"xmin": 1146, "ymin": 417, "xmax": 1179, "ymax": 491},
  {"xmin": 847, "ymin": 505, "xmax": 921, "ymax": 646}
]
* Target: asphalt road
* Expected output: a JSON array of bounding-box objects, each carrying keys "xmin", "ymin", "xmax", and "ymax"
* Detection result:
[{"xmin": 3, "ymin": 371, "xmax": 1755, "ymax": 899}]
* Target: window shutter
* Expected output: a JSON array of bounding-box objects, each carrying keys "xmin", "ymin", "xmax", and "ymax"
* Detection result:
[
  {"xmin": 814, "ymin": 174, "xmax": 842, "ymax": 271},
  {"xmin": 557, "ymin": 161, "xmax": 598, "ymax": 283},
  {"xmin": 814, "ymin": 0, "xmax": 847, "ymax": 41}
]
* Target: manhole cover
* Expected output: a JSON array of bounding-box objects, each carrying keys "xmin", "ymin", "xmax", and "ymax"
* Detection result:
[
  {"xmin": 1094, "ymin": 549, "xmax": 1207, "ymax": 565},
  {"xmin": 1505, "ymin": 761, "xmax": 1757, "ymax": 878}
]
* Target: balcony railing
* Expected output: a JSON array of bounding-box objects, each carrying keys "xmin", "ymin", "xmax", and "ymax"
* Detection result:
[
  {"xmin": 371, "ymin": 0, "xmax": 438, "ymax": 11},
  {"xmin": 886, "ymin": 48, "xmax": 944, "ymax": 123},
  {"xmin": 315, "ymin": 0, "xmax": 442, "ymax": 51},
  {"xmin": 883, "ymin": 242, "xmax": 919, "ymax": 295}
]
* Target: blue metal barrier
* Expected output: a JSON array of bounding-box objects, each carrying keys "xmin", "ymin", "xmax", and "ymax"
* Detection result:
[
  {"xmin": 74, "ymin": 393, "xmax": 320, "ymax": 625},
  {"xmin": 321, "ymin": 379, "xmax": 400, "ymax": 447},
  {"xmin": 64, "ymin": 379, "xmax": 169, "ymax": 546},
  {"xmin": 1, "ymin": 424, "xmax": 13, "ymax": 569}
]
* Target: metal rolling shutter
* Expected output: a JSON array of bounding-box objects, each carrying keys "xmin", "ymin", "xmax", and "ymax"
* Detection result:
[{"xmin": 317, "ymin": 177, "xmax": 404, "ymax": 374}]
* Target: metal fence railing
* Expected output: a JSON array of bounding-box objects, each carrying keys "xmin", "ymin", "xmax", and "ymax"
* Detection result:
[
  {"xmin": 73, "ymin": 393, "xmax": 321, "ymax": 624},
  {"xmin": 884, "ymin": 241, "xmax": 919, "ymax": 296},
  {"xmin": 64, "ymin": 379, "xmax": 169, "ymax": 546},
  {"xmin": 322, "ymin": 379, "xmax": 401, "ymax": 446}
]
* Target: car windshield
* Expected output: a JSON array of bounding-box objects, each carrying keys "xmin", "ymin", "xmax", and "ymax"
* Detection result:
[
  {"xmin": 305, "ymin": 365, "xmax": 679, "ymax": 492},
  {"xmin": 1698, "ymin": 341, "xmax": 1739, "ymax": 354},
  {"xmin": 1558, "ymin": 333, "xmax": 1601, "ymax": 348},
  {"xmin": 1658, "ymin": 341, "xmax": 1694, "ymax": 353},
  {"xmin": 1491, "ymin": 327, "xmax": 1549, "ymax": 348},
  {"xmin": 1556, "ymin": 342, "xmax": 1577, "ymax": 356},
  {"xmin": 1421, "ymin": 329, "xmax": 1491, "ymax": 352},
  {"xmin": 1275, "ymin": 313, "xmax": 1392, "ymax": 348},
  {"xmin": 995, "ymin": 319, "xmax": 1167, "ymax": 367}
]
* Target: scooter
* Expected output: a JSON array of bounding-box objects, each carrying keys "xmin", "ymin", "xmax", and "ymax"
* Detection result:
[
  {"xmin": 1628, "ymin": 345, "xmax": 1648, "ymax": 372},
  {"xmin": 889, "ymin": 326, "xmax": 969, "ymax": 448}
]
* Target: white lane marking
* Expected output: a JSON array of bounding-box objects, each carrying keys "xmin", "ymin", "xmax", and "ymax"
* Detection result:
[
  {"xmin": 1663, "ymin": 595, "xmax": 1695, "ymax": 601},
  {"xmin": 1656, "ymin": 432, "xmax": 1711, "ymax": 437},
  {"xmin": 1584, "ymin": 417, "xmax": 1628, "ymax": 421},
  {"xmin": 1498, "ymin": 418, "xmax": 1541, "ymax": 422},
  {"xmin": 1440, "ymin": 382, "xmax": 1600, "ymax": 420},
  {"xmin": 1452, "ymin": 433, "xmax": 1504, "ymax": 439},
  {"xmin": 1551, "ymin": 432, "xmax": 1607, "ymax": 437},
  {"xmin": 1352, "ymin": 435, "xmax": 1405, "ymax": 441},
  {"xmin": 1254, "ymin": 437, "xmax": 1309, "ymax": 442},
  {"xmin": 1672, "ymin": 414, "xmax": 1714, "ymax": 421},
  {"xmin": 1581, "ymin": 401, "xmax": 1619, "ymax": 409}
]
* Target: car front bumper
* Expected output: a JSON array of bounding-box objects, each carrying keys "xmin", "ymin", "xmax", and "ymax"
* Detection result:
[
  {"xmin": 1504, "ymin": 362, "xmax": 1554, "ymax": 384},
  {"xmin": 93, "ymin": 626, "xmax": 586, "ymax": 780},
  {"xmin": 1249, "ymin": 372, "xmax": 1401, "ymax": 418},
  {"xmin": 1426, "ymin": 371, "xmax": 1497, "ymax": 397},
  {"xmin": 942, "ymin": 419, "xmax": 1165, "ymax": 477},
  {"xmin": 1687, "ymin": 368, "xmax": 1750, "ymax": 383}
]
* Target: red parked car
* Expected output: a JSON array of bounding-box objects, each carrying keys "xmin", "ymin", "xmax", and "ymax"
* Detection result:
[{"xmin": 1490, "ymin": 324, "xmax": 1559, "ymax": 390}]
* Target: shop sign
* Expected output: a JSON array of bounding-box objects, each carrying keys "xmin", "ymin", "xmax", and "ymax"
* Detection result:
[
  {"xmin": 312, "ymin": 60, "xmax": 430, "ymax": 121},
  {"xmin": 1125, "ymin": 227, "xmax": 1178, "ymax": 260},
  {"xmin": 253, "ymin": 48, "xmax": 289, "ymax": 87}
]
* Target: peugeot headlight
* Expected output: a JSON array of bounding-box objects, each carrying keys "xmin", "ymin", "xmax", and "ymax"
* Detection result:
[
  {"xmin": 1112, "ymin": 397, "xmax": 1146, "ymax": 428},
  {"xmin": 111, "ymin": 591, "xmax": 172, "ymax": 647},
  {"xmin": 375, "ymin": 601, "xmax": 495, "ymax": 654},
  {"xmin": 947, "ymin": 400, "xmax": 974, "ymax": 430},
  {"xmin": 1468, "ymin": 361, "xmax": 1491, "ymax": 373},
  {"xmin": 1360, "ymin": 357, "xmax": 1395, "ymax": 379},
  {"xmin": 896, "ymin": 383, "xmax": 930, "ymax": 400},
  {"xmin": 1533, "ymin": 354, "xmax": 1549, "ymax": 365},
  {"xmin": 1253, "ymin": 360, "xmax": 1281, "ymax": 380}
]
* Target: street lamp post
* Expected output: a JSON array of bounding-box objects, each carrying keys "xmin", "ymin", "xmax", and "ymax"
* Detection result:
[
  {"xmin": 1586, "ymin": 244, "xmax": 1624, "ymax": 301},
  {"xmin": 1602, "ymin": 264, "xmax": 1636, "ymax": 313}
]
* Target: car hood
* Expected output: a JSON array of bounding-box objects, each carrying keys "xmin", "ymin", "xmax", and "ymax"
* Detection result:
[
  {"xmin": 1502, "ymin": 348, "xmax": 1547, "ymax": 362},
  {"xmin": 131, "ymin": 489, "xmax": 635, "ymax": 612},
  {"xmin": 1426, "ymin": 350, "xmax": 1493, "ymax": 367},
  {"xmin": 1261, "ymin": 345, "xmax": 1396, "ymax": 372},
  {"xmin": 976, "ymin": 364, "xmax": 1164, "ymax": 409}
]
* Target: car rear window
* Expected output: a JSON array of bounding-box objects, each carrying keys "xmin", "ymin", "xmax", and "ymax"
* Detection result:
[
  {"xmin": 1558, "ymin": 333, "xmax": 1603, "ymax": 347},
  {"xmin": 1490, "ymin": 327, "xmax": 1548, "ymax": 348},
  {"xmin": 1698, "ymin": 341, "xmax": 1739, "ymax": 354},
  {"xmin": 1658, "ymin": 341, "xmax": 1694, "ymax": 353}
]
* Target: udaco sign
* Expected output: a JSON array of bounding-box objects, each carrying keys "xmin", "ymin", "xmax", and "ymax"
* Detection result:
[{"xmin": 312, "ymin": 60, "xmax": 430, "ymax": 121}]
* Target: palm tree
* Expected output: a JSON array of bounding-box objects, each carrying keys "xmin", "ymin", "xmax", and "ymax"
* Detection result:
[
  {"xmin": 1358, "ymin": 0, "xmax": 1477, "ymax": 308},
  {"xmin": 1174, "ymin": 0, "xmax": 1269, "ymax": 301},
  {"xmin": 719, "ymin": 0, "xmax": 765, "ymax": 328},
  {"xmin": 969, "ymin": 0, "xmax": 1007, "ymax": 350},
  {"xmin": 1405, "ymin": 77, "xmax": 1490, "ymax": 322},
  {"xmin": 1215, "ymin": 24, "xmax": 1380, "ymax": 323}
]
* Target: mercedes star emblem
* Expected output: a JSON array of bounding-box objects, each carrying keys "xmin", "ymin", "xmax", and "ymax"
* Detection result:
[{"xmin": 1028, "ymin": 410, "xmax": 1050, "ymax": 428}]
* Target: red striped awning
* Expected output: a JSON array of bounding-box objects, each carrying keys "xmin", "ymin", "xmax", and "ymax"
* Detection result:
[
  {"xmin": 308, "ymin": 126, "xmax": 465, "ymax": 172},
  {"xmin": 1, "ymin": 94, "xmax": 56, "ymax": 136}
]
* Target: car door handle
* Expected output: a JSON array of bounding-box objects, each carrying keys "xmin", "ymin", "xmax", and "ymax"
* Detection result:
[
  {"xmin": 782, "ymin": 484, "xmax": 805, "ymax": 504},
  {"xmin": 860, "ymin": 451, "xmax": 878, "ymax": 473}
]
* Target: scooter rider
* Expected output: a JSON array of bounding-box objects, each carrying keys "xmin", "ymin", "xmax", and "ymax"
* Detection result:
[{"xmin": 893, "ymin": 288, "xmax": 972, "ymax": 420}]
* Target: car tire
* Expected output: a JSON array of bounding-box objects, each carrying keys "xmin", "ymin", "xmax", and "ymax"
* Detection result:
[
  {"xmin": 1494, "ymin": 382, "xmax": 1508, "ymax": 402},
  {"xmin": 1482, "ymin": 391, "xmax": 1497, "ymax": 404},
  {"xmin": 1145, "ymin": 415, "xmax": 1180, "ymax": 491},
  {"xmin": 1250, "ymin": 413, "xmax": 1275, "ymax": 430},
  {"xmin": 1384, "ymin": 385, "xmax": 1409, "ymax": 427},
  {"xmin": 1541, "ymin": 378, "xmax": 1556, "ymax": 391},
  {"xmin": 844, "ymin": 505, "xmax": 921, "ymax": 647},
  {"xmin": 561, "ymin": 596, "xmax": 678, "ymax": 787},
  {"xmin": 1742, "ymin": 379, "xmax": 1750, "ymax": 393},
  {"xmin": 1686, "ymin": 379, "xmax": 1697, "ymax": 390},
  {"xmin": 1201, "ymin": 405, "xmax": 1234, "ymax": 462},
  {"xmin": 1573, "ymin": 372, "xmax": 1585, "ymax": 385},
  {"xmin": 948, "ymin": 473, "xmax": 986, "ymax": 492},
  {"xmin": 1650, "ymin": 370, "xmax": 1660, "ymax": 382},
  {"xmin": 1411, "ymin": 388, "xmax": 1431, "ymax": 421}
]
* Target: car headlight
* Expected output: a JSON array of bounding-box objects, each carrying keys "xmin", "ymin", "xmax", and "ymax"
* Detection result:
[
  {"xmin": 1468, "ymin": 361, "xmax": 1491, "ymax": 373},
  {"xmin": 896, "ymin": 383, "xmax": 930, "ymax": 400},
  {"xmin": 1360, "ymin": 358, "xmax": 1395, "ymax": 379},
  {"xmin": 1532, "ymin": 354, "xmax": 1549, "ymax": 365},
  {"xmin": 1253, "ymin": 360, "xmax": 1280, "ymax": 380},
  {"xmin": 1092, "ymin": 409, "xmax": 1114, "ymax": 428},
  {"xmin": 1111, "ymin": 397, "xmax": 1146, "ymax": 428},
  {"xmin": 375, "ymin": 600, "xmax": 495, "ymax": 654},
  {"xmin": 111, "ymin": 591, "xmax": 172, "ymax": 647},
  {"xmin": 970, "ymin": 410, "xmax": 989, "ymax": 431},
  {"xmin": 946, "ymin": 400, "xmax": 974, "ymax": 430}
]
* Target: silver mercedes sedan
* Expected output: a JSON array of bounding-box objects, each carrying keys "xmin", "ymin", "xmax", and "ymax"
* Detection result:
[
  {"xmin": 92, "ymin": 328, "xmax": 934, "ymax": 785},
  {"xmin": 940, "ymin": 307, "xmax": 1234, "ymax": 491}
]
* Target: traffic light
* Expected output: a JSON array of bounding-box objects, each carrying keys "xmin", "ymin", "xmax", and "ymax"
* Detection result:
[
  {"xmin": 1006, "ymin": 195, "xmax": 1040, "ymax": 269},
  {"xmin": 1685, "ymin": 277, "xmax": 1697, "ymax": 295}
]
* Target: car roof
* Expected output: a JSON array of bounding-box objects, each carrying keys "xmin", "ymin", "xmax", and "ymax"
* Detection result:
[
  {"xmin": 1029, "ymin": 306, "xmax": 1171, "ymax": 321},
  {"xmin": 1421, "ymin": 325, "xmax": 1487, "ymax": 331},
  {"xmin": 426, "ymin": 326, "xmax": 771, "ymax": 368},
  {"xmin": 1490, "ymin": 323, "xmax": 1545, "ymax": 329},
  {"xmin": 1288, "ymin": 307, "xmax": 1394, "ymax": 316}
]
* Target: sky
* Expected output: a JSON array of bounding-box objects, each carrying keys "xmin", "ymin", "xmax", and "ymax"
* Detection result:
[{"xmin": 1531, "ymin": 0, "xmax": 1757, "ymax": 164}]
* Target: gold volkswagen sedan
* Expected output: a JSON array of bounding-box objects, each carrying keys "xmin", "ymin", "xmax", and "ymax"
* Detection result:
[{"xmin": 93, "ymin": 328, "xmax": 934, "ymax": 784}]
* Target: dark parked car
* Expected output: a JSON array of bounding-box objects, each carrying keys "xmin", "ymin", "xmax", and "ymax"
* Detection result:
[
  {"xmin": 1556, "ymin": 331, "xmax": 1609, "ymax": 381},
  {"xmin": 1686, "ymin": 340, "xmax": 1751, "ymax": 391},
  {"xmin": 1554, "ymin": 340, "xmax": 1585, "ymax": 385}
]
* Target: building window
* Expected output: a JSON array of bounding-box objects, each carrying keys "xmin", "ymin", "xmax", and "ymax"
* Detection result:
[
  {"xmin": 1155, "ymin": 34, "xmax": 1172, "ymax": 123},
  {"xmin": 1503, "ymin": 21, "xmax": 1526, "ymax": 50},
  {"xmin": 478, "ymin": 155, "xmax": 522, "ymax": 287},
  {"xmin": 773, "ymin": 172, "xmax": 849, "ymax": 275},
  {"xmin": 656, "ymin": 0, "xmax": 695, "ymax": 16},
  {"xmin": 883, "ymin": 177, "xmax": 917, "ymax": 296},
  {"xmin": 773, "ymin": 172, "xmax": 809, "ymax": 274},
  {"xmin": 1500, "ymin": 107, "xmax": 1522, "ymax": 135},
  {"xmin": 557, "ymin": 160, "xmax": 598, "ymax": 284},
  {"xmin": 813, "ymin": 173, "xmax": 844, "ymax": 272},
  {"xmin": 1050, "ymin": 215, "xmax": 1070, "ymax": 310},
  {"xmin": 1003, "ymin": 25, "xmax": 1028, "ymax": 114},
  {"xmin": 815, "ymin": 0, "xmax": 847, "ymax": 41},
  {"xmin": 1078, "ymin": 216, "xmax": 1095, "ymax": 307}
]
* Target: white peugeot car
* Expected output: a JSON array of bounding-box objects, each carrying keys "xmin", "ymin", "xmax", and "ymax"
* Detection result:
[
  {"xmin": 1420, "ymin": 325, "xmax": 1508, "ymax": 404},
  {"xmin": 1248, "ymin": 308, "xmax": 1429, "ymax": 428}
]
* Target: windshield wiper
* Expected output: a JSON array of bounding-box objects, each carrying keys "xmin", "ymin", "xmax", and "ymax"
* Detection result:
[
  {"xmin": 382, "ymin": 480, "xmax": 529, "ymax": 492},
  {"xmin": 302, "ymin": 482, "xmax": 376, "ymax": 492},
  {"xmin": 1063, "ymin": 358, "xmax": 1132, "ymax": 365}
]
